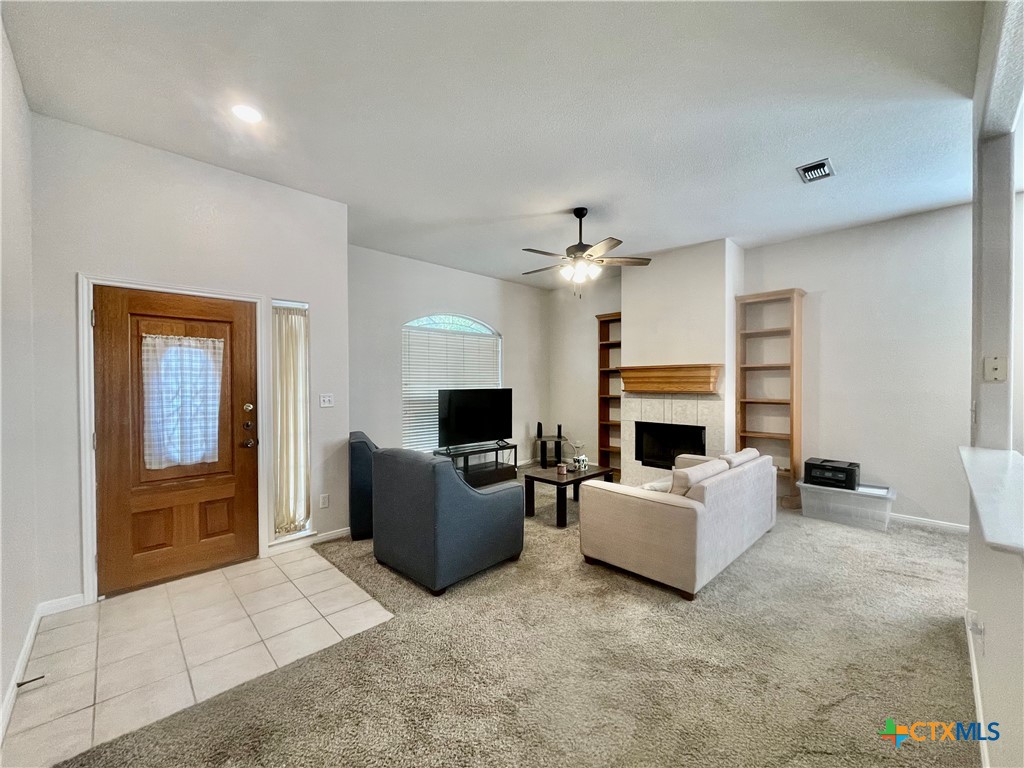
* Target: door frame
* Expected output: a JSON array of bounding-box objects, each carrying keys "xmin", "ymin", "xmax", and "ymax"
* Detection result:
[{"xmin": 77, "ymin": 273, "xmax": 271, "ymax": 603}]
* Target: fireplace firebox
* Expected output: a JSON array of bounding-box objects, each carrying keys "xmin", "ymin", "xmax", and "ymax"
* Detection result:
[{"xmin": 635, "ymin": 422, "xmax": 706, "ymax": 469}]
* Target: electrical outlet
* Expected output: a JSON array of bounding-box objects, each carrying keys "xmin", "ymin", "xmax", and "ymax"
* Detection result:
[
  {"xmin": 983, "ymin": 356, "xmax": 1006, "ymax": 382},
  {"xmin": 319, "ymin": 393, "xmax": 335, "ymax": 408},
  {"xmin": 319, "ymin": 494, "xmax": 329, "ymax": 509}
]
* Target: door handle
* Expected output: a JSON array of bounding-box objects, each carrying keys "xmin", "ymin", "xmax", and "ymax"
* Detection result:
[{"xmin": 242, "ymin": 438, "xmax": 257, "ymax": 448}]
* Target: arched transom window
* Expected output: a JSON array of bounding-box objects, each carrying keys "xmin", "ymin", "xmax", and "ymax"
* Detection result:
[{"xmin": 401, "ymin": 314, "xmax": 502, "ymax": 450}]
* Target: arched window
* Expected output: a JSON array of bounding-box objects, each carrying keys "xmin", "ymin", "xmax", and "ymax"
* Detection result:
[{"xmin": 401, "ymin": 314, "xmax": 502, "ymax": 450}]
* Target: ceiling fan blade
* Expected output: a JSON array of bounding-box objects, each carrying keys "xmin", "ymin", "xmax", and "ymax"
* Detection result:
[
  {"xmin": 592, "ymin": 256, "xmax": 652, "ymax": 267},
  {"xmin": 523, "ymin": 248, "xmax": 564, "ymax": 258},
  {"xmin": 522, "ymin": 264, "xmax": 566, "ymax": 276},
  {"xmin": 583, "ymin": 237, "xmax": 623, "ymax": 259}
]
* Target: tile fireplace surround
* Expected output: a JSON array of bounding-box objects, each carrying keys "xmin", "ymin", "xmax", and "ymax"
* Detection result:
[{"xmin": 620, "ymin": 392, "xmax": 726, "ymax": 486}]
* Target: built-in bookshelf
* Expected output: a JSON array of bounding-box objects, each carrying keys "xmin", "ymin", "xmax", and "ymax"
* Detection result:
[
  {"xmin": 596, "ymin": 312, "xmax": 622, "ymax": 480},
  {"xmin": 735, "ymin": 289, "xmax": 805, "ymax": 482}
]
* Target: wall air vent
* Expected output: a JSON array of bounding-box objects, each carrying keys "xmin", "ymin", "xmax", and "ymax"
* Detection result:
[{"xmin": 796, "ymin": 158, "xmax": 835, "ymax": 183}]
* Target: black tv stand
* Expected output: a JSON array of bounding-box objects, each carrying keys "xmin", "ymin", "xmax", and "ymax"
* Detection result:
[{"xmin": 433, "ymin": 442, "xmax": 518, "ymax": 488}]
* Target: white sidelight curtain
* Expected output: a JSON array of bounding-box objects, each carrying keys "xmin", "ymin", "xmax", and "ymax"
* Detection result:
[
  {"xmin": 142, "ymin": 334, "xmax": 225, "ymax": 470},
  {"xmin": 273, "ymin": 304, "xmax": 311, "ymax": 536}
]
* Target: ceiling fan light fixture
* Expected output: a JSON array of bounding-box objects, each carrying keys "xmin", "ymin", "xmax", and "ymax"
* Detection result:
[
  {"xmin": 587, "ymin": 263, "xmax": 602, "ymax": 279},
  {"xmin": 559, "ymin": 264, "xmax": 575, "ymax": 280},
  {"xmin": 572, "ymin": 261, "xmax": 589, "ymax": 283}
]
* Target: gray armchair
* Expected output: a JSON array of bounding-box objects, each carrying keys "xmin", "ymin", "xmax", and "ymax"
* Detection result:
[
  {"xmin": 349, "ymin": 431, "xmax": 378, "ymax": 541},
  {"xmin": 372, "ymin": 448, "xmax": 524, "ymax": 595}
]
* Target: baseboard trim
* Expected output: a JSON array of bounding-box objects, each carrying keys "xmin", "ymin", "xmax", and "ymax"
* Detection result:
[
  {"xmin": 314, "ymin": 527, "xmax": 351, "ymax": 544},
  {"xmin": 1, "ymin": 593, "xmax": 86, "ymax": 741},
  {"xmin": 890, "ymin": 513, "xmax": 968, "ymax": 533},
  {"xmin": 965, "ymin": 611, "xmax": 990, "ymax": 768}
]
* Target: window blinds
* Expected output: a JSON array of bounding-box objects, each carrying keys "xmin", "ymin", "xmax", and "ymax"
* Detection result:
[{"xmin": 401, "ymin": 327, "xmax": 501, "ymax": 451}]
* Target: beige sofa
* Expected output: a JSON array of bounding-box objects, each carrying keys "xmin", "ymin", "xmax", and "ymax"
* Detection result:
[{"xmin": 578, "ymin": 453, "xmax": 776, "ymax": 599}]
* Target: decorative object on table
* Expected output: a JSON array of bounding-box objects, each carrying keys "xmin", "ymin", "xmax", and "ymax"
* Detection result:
[
  {"xmin": 556, "ymin": 463, "xmax": 567, "ymax": 476},
  {"xmin": 804, "ymin": 457, "xmax": 860, "ymax": 490},
  {"xmin": 573, "ymin": 455, "xmax": 589, "ymax": 471}
]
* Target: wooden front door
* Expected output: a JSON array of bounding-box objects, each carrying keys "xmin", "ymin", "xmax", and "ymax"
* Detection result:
[{"xmin": 94, "ymin": 286, "xmax": 258, "ymax": 596}]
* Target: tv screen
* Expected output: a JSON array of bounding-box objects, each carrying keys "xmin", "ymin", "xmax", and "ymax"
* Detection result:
[{"xmin": 438, "ymin": 388, "xmax": 512, "ymax": 448}]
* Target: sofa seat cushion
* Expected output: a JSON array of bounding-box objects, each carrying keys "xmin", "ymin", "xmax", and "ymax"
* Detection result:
[{"xmin": 670, "ymin": 458, "xmax": 729, "ymax": 495}]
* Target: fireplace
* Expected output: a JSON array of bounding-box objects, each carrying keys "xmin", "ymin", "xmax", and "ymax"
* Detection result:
[{"xmin": 635, "ymin": 421, "xmax": 706, "ymax": 469}]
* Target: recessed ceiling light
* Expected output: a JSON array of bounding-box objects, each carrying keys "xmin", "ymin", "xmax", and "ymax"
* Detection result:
[{"xmin": 231, "ymin": 104, "xmax": 263, "ymax": 124}]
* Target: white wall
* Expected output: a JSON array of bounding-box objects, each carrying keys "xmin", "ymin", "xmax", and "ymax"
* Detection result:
[
  {"xmin": 745, "ymin": 204, "xmax": 972, "ymax": 525},
  {"xmin": 348, "ymin": 245, "xmax": 550, "ymax": 458},
  {"xmin": 621, "ymin": 240, "xmax": 730, "ymax": 368},
  {"xmin": 547, "ymin": 276, "xmax": 622, "ymax": 460},
  {"xmin": 1012, "ymin": 192, "xmax": 1022, "ymax": 454},
  {"xmin": 1, "ymin": 23, "xmax": 40, "ymax": 707},
  {"xmin": 31, "ymin": 115, "xmax": 350, "ymax": 601}
]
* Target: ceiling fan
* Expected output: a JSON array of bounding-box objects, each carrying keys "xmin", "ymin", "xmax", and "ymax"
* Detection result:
[{"xmin": 521, "ymin": 207, "xmax": 651, "ymax": 286}]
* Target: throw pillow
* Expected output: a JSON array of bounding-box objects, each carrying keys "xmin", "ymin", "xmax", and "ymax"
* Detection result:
[
  {"xmin": 641, "ymin": 477, "xmax": 673, "ymax": 492},
  {"xmin": 669, "ymin": 458, "xmax": 730, "ymax": 495}
]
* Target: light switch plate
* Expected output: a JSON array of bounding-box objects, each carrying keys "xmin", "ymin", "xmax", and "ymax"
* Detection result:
[
  {"xmin": 983, "ymin": 356, "xmax": 1006, "ymax": 382},
  {"xmin": 319, "ymin": 494, "xmax": 329, "ymax": 509},
  {"xmin": 319, "ymin": 393, "xmax": 335, "ymax": 408}
]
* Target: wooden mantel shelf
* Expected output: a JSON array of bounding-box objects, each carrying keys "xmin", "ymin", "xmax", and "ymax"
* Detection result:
[{"xmin": 618, "ymin": 364, "xmax": 723, "ymax": 394}]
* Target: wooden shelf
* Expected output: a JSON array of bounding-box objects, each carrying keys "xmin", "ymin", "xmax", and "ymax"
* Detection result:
[
  {"xmin": 599, "ymin": 445, "xmax": 621, "ymax": 454},
  {"xmin": 740, "ymin": 327, "xmax": 791, "ymax": 338},
  {"xmin": 736, "ymin": 288, "xmax": 805, "ymax": 483},
  {"xmin": 597, "ymin": 312, "xmax": 622, "ymax": 483},
  {"xmin": 740, "ymin": 431, "xmax": 791, "ymax": 440}
]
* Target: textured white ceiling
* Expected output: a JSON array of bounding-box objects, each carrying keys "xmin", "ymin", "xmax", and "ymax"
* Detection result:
[{"xmin": 3, "ymin": 2, "xmax": 982, "ymax": 286}]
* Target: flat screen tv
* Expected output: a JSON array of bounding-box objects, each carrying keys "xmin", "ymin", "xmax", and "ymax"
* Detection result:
[{"xmin": 438, "ymin": 388, "xmax": 512, "ymax": 448}]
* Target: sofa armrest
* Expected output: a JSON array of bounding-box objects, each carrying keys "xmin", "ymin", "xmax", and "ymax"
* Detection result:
[{"xmin": 579, "ymin": 481, "xmax": 705, "ymax": 592}]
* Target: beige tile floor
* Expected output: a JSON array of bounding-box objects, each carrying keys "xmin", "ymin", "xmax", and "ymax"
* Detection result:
[{"xmin": 1, "ymin": 547, "xmax": 392, "ymax": 768}]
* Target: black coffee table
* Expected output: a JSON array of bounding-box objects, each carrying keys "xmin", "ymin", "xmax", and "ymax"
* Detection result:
[{"xmin": 523, "ymin": 465, "xmax": 615, "ymax": 528}]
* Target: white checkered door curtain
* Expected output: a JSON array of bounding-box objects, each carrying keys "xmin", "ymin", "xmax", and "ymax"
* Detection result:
[
  {"xmin": 141, "ymin": 334, "xmax": 225, "ymax": 469},
  {"xmin": 401, "ymin": 325, "xmax": 501, "ymax": 451}
]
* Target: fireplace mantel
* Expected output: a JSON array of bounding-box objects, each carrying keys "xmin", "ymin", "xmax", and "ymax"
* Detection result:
[{"xmin": 618, "ymin": 364, "xmax": 723, "ymax": 394}]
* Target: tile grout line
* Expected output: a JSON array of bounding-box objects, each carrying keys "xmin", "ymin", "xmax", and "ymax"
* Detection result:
[
  {"xmin": 91, "ymin": 614, "xmax": 100, "ymax": 747},
  {"xmin": 171, "ymin": 579, "xmax": 205, "ymax": 707}
]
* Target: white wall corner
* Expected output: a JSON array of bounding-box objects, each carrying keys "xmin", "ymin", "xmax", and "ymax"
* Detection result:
[{"xmin": 1, "ymin": 594, "xmax": 86, "ymax": 741}]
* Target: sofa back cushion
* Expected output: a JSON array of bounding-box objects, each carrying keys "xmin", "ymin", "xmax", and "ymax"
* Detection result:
[
  {"xmin": 670, "ymin": 458, "xmax": 729, "ymax": 495},
  {"xmin": 685, "ymin": 454, "xmax": 774, "ymax": 505},
  {"xmin": 719, "ymin": 447, "xmax": 759, "ymax": 468}
]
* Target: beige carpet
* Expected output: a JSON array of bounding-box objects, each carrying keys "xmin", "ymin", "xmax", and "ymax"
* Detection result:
[{"xmin": 60, "ymin": 487, "xmax": 976, "ymax": 768}]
